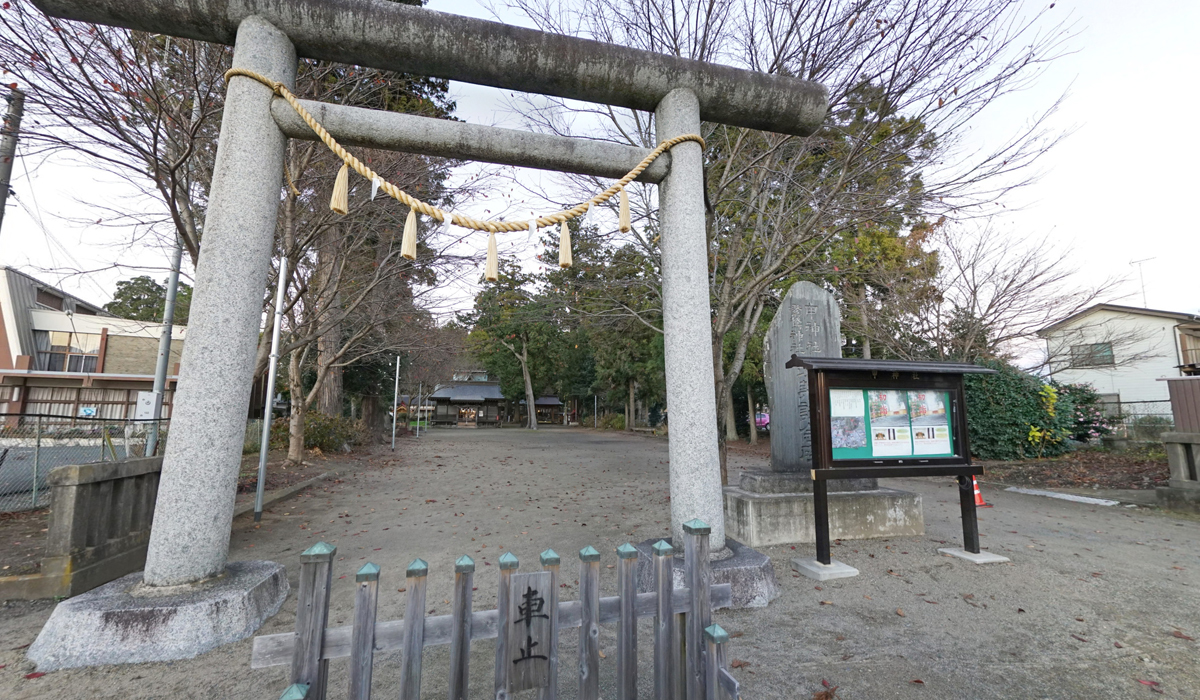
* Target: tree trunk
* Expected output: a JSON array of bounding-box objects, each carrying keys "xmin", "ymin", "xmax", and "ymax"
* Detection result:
[
  {"xmin": 360, "ymin": 394, "xmax": 384, "ymax": 444},
  {"xmin": 713, "ymin": 353, "xmax": 729, "ymax": 486},
  {"xmin": 520, "ymin": 342, "xmax": 538, "ymax": 430},
  {"xmin": 724, "ymin": 385, "xmax": 738, "ymax": 441},
  {"xmin": 863, "ymin": 337, "xmax": 872, "ymax": 360},
  {"xmin": 626, "ymin": 378, "xmax": 634, "ymax": 431},
  {"xmin": 747, "ymin": 386, "xmax": 758, "ymax": 445},
  {"xmin": 317, "ymin": 333, "xmax": 343, "ymax": 416},
  {"xmin": 316, "ymin": 223, "xmax": 343, "ymax": 416},
  {"xmin": 287, "ymin": 349, "xmax": 306, "ymax": 464}
]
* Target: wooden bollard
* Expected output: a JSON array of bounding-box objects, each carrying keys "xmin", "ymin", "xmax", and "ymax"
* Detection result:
[
  {"xmin": 683, "ymin": 519, "xmax": 712, "ymax": 700},
  {"xmin": 449, "ymin": 555, "xmax": 475, "ymax": 700},
  {"xmin": 399, "ymin": 558, "xmax": 428, "ymax": 700},
  {"xmin": 537, "ymin": 549, "xmax": 561, "ymax": 700},
  {"xmin": 651, "ymin": 540, "xmax": 674, "ymax": 700},
  {"xmin": 292, "ymin": 542, "xmax": 336, "ymax": 700},
  {"xmin": 348, "ymin": 562, "xmax": 380, "ymax": 700},
  {"xmin": 702, "ymin": 625, "xmax": 728, "ymax": 700},
  {"xmin": 578, "ymin": 545, "xmax": 601, "ymax": 700},
  {"xmin": 617, "ymin": 543, "xmax": 639, "ymax": 700},
  {"xmin": 495, "ymin": 551, "xmax": 519, "ymax": 699}
]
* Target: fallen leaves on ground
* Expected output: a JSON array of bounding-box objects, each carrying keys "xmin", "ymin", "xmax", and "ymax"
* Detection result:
[
  {"xmin": 731, "ymin": 659, "xmax": 751, "ymax": 669},
  {"xmin": 910, "ymin": 679, "xmax": 924, "ymax": 685},
  {"xmin": 24, "ymin": 672, "xmax": 45, "ymax": 680},
  {"xmin": 1071, "ymin": 634, "xmax": 1088, "ymax": 643},
  {"xmin": 896, "ymin": 608, "xmax": 905, "ymax": 617},
  {"xmin": 820, "ymin": 600, "xmax": 834, "ymax": 605},
  {"xmin": 812, "ymin": 678, "xmax": 838, "ymax": 699},
  {"xmin": 982, "ymin": 446, "xmax": 1167, "ymax": 490},
  {"xmin": 1170, "ymin": 630, "xmax": 1194, "ymax": 641}
]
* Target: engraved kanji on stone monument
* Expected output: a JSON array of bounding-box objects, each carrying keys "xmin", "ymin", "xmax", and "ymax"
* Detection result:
[
  {"xmin": 763, "ymin": 281, "xmax": 842, "ymax": 473},
  {"xmin": 506, "ymin": 571, "xmax": 552, "ymax": 691}
]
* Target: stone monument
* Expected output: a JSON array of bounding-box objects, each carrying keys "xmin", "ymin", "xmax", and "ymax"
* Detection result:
[{"xmin": 724, "ymin": 281, "xmax": 924, "ymax": 547}]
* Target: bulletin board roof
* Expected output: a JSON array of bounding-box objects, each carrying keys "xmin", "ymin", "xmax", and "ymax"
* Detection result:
[{"xmin": 785, "ymin": 356, "xmax": 999, "ymax": 375}]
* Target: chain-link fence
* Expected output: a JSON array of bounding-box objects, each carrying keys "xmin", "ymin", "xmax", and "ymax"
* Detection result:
[
  {"xmin": 0, "ymin": 414, "xmax": 169, "ymax": 513},
  {"xmin": 1103, "ymin": 400, "xmax": 1174, "ymax": 441}
]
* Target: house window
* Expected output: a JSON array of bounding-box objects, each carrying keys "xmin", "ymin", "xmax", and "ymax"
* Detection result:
[
  {"xmin": 1070, "ymin": 342, "xmax": 1115, "ymax": 368},
  {"xmin": 35, "ymin": 289, "xmax": 63, "ymax": 310},
  {"xmin": 33, "ymin": 331, "xmax": 101, "ymax": 372}
]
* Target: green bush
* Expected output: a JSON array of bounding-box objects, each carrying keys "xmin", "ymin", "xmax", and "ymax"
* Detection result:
[
  {"xmin": 269, "ymin": 412, "xmax": 366, "ymax": 453},
  {"xmin": 598, "ymin": 413, "xmax": 626, "ymax": 430},
  {"xmin": 1054, "ymin": 382, "xmax": 1115, "ymax": 443},
  {"xmin": 964, "ymin": 359, "xmax": 1075, "ymax": 461}
]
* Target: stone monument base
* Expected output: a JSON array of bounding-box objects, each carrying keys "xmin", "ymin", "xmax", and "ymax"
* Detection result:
[
  {"xmin": 1157, "ymin": 485, "xmax": 1200, "ymax": 513},
  {"xmin": 1158, "ymin": 432, "xmax": 1200, "ymax": 513},
  {"xmin": 28, "ymin": 560, "xmax": 288, "ymax": 671},
  {"xmin": 724, "ymin": 471, "xmax": 924, "ymax": 547},
  {"xmin": 634, "ymin": 537, "xmax": 780, "ymax": 609}
]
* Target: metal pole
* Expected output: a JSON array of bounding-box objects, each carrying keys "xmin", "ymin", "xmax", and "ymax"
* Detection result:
[
  {"xmin": 0, "ymin": 88, "xmax": 24, "ymax": 238},
  {"xmin": 391, "ymin": 355, "xmax": 399, "ymax": 451},
  {"xmin": 146, "ymin": 235, "xmax": 184, "ymax": 457},
  {"xmin": 415, "ymin": 382, "xmax": 422, "ymax": 437},
  {"xmin": 594, "ymin": 395, "xmax": 597, "ymax": 428},
  {"xmin": 32, "ymin": 414, "xmax": 40, "ymax": 509},
  {"xmin": 253, "ymin": 255, "xmax": 289, "ymax": 522}
]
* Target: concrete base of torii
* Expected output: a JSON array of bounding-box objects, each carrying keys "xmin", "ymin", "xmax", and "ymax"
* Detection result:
[
  {"xmin": 633, "ymin": 537, "xmax": 781, "ymax": 609},
  {"xmin": 27, "ymin": 561, "xmax": 288, "ymax": 671}
]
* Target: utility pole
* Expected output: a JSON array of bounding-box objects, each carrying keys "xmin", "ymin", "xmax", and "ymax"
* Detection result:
[
  {"xmin": 253, "ymin": 256, "xmax": 289, "ymax": 522},
  {"xmin": 0, "ymin": 88, "xmax": 25, "ymax": 237},
  {"xmin": 145, "ymin": 236, "xmax": 183, "ymax": 457},
  {"xmin": 391, "ymin": 355, "xmax": 399, "ymax": 450}
]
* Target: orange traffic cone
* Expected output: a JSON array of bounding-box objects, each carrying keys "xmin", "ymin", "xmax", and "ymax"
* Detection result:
[{"xmin": 973, "ymin": 477, "xmax": 992, "ymax": 508}]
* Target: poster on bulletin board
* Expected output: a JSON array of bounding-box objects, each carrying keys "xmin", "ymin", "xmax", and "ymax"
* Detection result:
[{"xmin": 830, "ymin": 388, "xmax": 955, "ymax": 460}]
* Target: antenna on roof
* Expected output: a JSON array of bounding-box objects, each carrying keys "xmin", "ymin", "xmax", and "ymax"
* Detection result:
[{"xmin": 1129, "ymin": 258, "xmax": 1155, "ymax": 308}]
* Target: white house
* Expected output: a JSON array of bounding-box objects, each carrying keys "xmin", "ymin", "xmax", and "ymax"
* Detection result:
[{"xmin": 1037, "ymin": 304, "xmax": 1200, "ymax": 411}]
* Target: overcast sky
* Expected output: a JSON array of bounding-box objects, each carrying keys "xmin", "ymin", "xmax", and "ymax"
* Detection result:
[{"xmin": 0, "ymin": 0, "xmax": 1196, "ymax": 318}]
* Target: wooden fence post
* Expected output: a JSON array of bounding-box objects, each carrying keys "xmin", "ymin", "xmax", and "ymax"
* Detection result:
[
  {"xmin": 651, "ymin": 540, "xmax": 674, "ymax": 700},
  {"xmin": 537, "ymin": 549, "xmax": 561, "ymax": 700},
  {"xmin": 348, "ymin": 562, "xmax": 380, "ymax": 700},
  {"xmin": 578, "ymin": 545, "xmax": 601, "ymax": 700},
  {"xmin": 448, "ymin": 555, "xmax": 475, "ymax": 700},
  {"xmin": 617, "ymin": 543, "xmax": 639, "ymax": 700},
  {"xmin": 292, "ymin": 542, "xmax": 336, "ymax": 700},
  {"xmin": 702, "ymin": 625, "xmax": 727, "ymax": 700},
  {"xmin": 683, "ymin": 519, "xmax": 712, "ymax": 700},
  {"xmin": 496, "ymin": 551, "xmax": 518, "ymax": 700},
  {"xmin": 399, "ymin": 558, "xmax": 428, "ymax": 700}
]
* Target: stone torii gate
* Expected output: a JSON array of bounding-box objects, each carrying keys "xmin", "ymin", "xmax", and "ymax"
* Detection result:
[{"xmin": 29, "ymin": 0, "xmax": 826, "ymax": 667}]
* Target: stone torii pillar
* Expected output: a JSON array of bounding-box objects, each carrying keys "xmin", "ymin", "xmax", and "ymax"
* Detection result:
[
  {"xmin": 142, "ymin": 16, "xmax": 296, "ymax": 587},
  {"xmin": 28, "ymin": 0, "xmax": 826, "ymax": 667}
]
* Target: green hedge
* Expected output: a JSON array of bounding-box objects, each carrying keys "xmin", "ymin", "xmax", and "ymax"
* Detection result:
[
  {"xmin": 964, "ymin": 359, "xmax": 1075, "ymax": 461},
  {"xmin": 598, "ymin": 413, "xmax": 626, "ymax": 430},
  {"xmin": 269, "ymin": 412, "xmax": 367, "ymax": 453}
]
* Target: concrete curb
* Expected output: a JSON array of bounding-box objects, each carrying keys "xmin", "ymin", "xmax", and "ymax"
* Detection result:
[{"xmin": 233, "ymin": 471, "xmax": 333, "ymax": 519}]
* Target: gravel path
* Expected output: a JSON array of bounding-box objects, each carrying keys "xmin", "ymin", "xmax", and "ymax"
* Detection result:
[{"xmin": 1, "ymin": 427, "xmax": 1198, "ymax": 699}]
